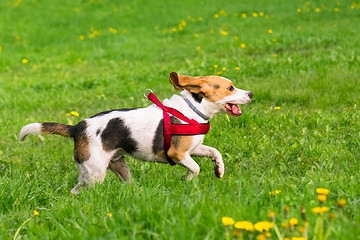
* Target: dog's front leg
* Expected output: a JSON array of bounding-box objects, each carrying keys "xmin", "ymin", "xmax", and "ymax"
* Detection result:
[
  {"xmin": 190, "ymin": 145, "xmax": 224, "ymax": 178},
  {"xmin": 168, "ymin": 151, "xmax": 200, "ymax": 180}
]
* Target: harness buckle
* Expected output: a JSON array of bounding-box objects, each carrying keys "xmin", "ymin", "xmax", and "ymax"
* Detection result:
[{"xmin": 143, "ymin": 89, "xmax": 153, "ymax": 99}]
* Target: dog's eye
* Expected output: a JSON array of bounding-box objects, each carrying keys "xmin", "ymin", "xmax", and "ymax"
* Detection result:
[{"xmin": 227, "ymin": 86, "xmax": 234, "ymax": 91}]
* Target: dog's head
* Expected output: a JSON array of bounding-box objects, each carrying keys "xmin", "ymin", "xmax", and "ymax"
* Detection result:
[{"xmin": 169, "ymin": 72, "xmax": 252, "ymax": 117}]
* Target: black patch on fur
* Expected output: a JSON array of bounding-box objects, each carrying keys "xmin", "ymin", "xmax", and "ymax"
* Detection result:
[
  {"xmin": 96, "ymin": 129, "xmax": 101, "ymax": 136},
  {"xmin": 152, "ymin": 116, "xmax": 182, "ymax": 154},
  {"xmin": 89, "ymin": 108, "xmax": 136, "ymax": 119},
  {"xmin": 101, "ymin": 118, "xmax": 138, "ymax": 154},
  {"xmin": 213, "ymin": 84, "xmax": 220, "ymax": 89},
  {"xmin": 191, "ymin": 92, "xmax": 203, "ymax": 103},
  {"xmin": 70, "ymin": 121, "xmax": 87, "ymax": 138}
]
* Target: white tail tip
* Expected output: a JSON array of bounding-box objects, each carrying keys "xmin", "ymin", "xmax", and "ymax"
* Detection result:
[{"xmin": 19, "ymin": 123, "xmax": 42, "ymax": 142}]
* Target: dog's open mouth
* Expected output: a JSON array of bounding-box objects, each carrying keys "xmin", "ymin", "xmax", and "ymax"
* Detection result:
[{"xmin": 225, "ymin": 103, "xmax": 242, "ymax": 117}]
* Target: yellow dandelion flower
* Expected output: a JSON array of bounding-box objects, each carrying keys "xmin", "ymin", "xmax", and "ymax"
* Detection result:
[
  {"xmin": 289, "ymin": 218, "xmax": 298, "ymax": 226},
  {"xmin": 334, "ymin": 7, "xmax": 339, "ymax": 12},
  {"xmin": 234, "ymin": 36, "xmax": 239, "ymax": 40},
  {"xmin": 316, "ymin": 188, "xmax": 330, "ymax": 195},
  {"xmin": 315, "ymin": 8, "xmax": 320, "ymax": 12},
  {"xmin": 259, "ymin": 12, "xmax": 264, "ymax": 16},
  {"xmin": 178, "ymin": 24, "xmax": 183, "ymax": 31},
  {"xmin": 181, "ymin": 20, "xmax": 186, "ymax": 26},
  {"xmin": 214, "ymin": 13, "xmax": 219, "ymax": 18},
  {"xmin": 235, "ymin": 67, "xmax": 240, "ymax": 70},
  {"xmin": 217, "ymin": 71, "xmax": 223, "ymax": 75},
  {"xmin": 268, "ymin": 211, "xmax": 275, "ymax": 218},
  {"xmin": 219, "ymin": 10, "xmax": 225, "ymax": 14},
  {"xmin": 240, "ymin": 43, "xmax": 246, "ymax": 48},
  {"xmin": 275, "ymin": 190, "xmax": 281, "ymax": 194},
  {"xmin": 318, "ymin": 194, "xmax": 327, "ymax": 203},
  {"xmin": 222, "ymin": 216, "xmax": 235, "ymax": 226},
  {"xmin": 22, "ymin": 59, "xmax": 28, "ymax": 64},
  {"xmin": 265, "ymin": 232, "xmax": 271, "ymax": 238},
  {"xmin": 329, "ymin": 213, "xmax": 336, "ymax": 219},
  {"xmin": 209, "ymin": 29, "xmax": 214, "ymax": 34},
  {"xmin": 254, "ymin": 221, "xmax": 274, "ymax": 232},
  {"xmin": 80, "ymin": 35, "xmax": 84, "ymax": 40},
  {"xmin": 235, "ymin": 221, "xmax": 254, "ymax": 231},
  {"xmin": 275, "ymin": 106, "xmax": 281, "ymax": 110},
  {"xmin": 311, "ymin": 206, "xmax": 329, "ymax": 214},
  {"xmin": 220, "ymin": 30, "xmax": 228, "ymax": 36},
  {"xmin": 172, "ymin": 27, "xmax": 177, "ymax": 32},
  {"xmin": 0, "ymin": 46, "xmax": 2, "ymax": 53},
  {"xmin": 71, "ymin": 111, "xmax": 79, "ymax": 117},
  {"xmin": 194, "ymin": 33, "xmax": 199, "ymax": 37},
  {"xmin": 297, "ymin": 8, "xmax": 302, "ymax": 12},
  {"xmin": 268, "ymin": 29, "xmax": 273, "ymax": 34},
  {"xmin": 106, "ymin": 213, "xmax": 112, "ymax": 217},
  {"xmin": 213, "ymin": 65, "xmax": 218, "ymax": 68},
  {"xmin": 222, "ymin": 67, "xmax": 226, "ymax": 71},
  {"xmin": 241, "ymin": 13, "xmax": 247, "ymax": 18},
  {"xmin": 257, "ymin": 234, "xmax": 266, "ymax": 240},
  {"xmin": 196, "ymin": 46, "xmax": 201, "ymax": 50},
  {"xmin": 234, "ymin": 13, "xmax": 239, "ymax": 17},
  {"xmin": 252, "ymin": 12, "xmax": 258, "ymax": 17},
  {"xmin": 66, "ymin": 113, "xmax": 71, "ymax": 117},
  {"xmin": 281, "ymin": 222, "xmax": 288, "ymax": 228},
  {"xmin": 33, "ymin": 210, "xmax": 39, "ymax": 216},
  {"xmin": 198, "ymin": 17, "xmax": 203, "ymax": 21},
  {"xmin": 273, "ymin": 54, "xmax": 277, "ymax": 58},
  {"xmin": 16, "ymin": 35, "xmax": 20, "ymax": 40},
  {"xmin": 123, "ymin": 29, "xmax": 127, "ymax": 33},
  {"xmin": 337, "ymin": 199, "xmax": 346, "ymax": 207}
]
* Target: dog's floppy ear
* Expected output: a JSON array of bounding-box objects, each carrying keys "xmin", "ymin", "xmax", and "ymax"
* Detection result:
[{"xmin": 169, "ymin": 72, "xmax": 210, "ymax": 95}]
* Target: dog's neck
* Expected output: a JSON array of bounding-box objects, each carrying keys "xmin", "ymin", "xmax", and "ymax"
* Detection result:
[{"xmin": 163, "ymin": 91, "xmax": 222, "ymax": 122}]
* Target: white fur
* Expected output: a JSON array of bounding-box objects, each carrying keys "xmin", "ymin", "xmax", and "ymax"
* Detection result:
[{"xmin": 19, "ymin": 123, "xmax": 42, "ymax": 142}]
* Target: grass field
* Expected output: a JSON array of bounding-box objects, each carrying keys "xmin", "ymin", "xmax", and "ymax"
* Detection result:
[{"xmin": 1, "ymin": 0, "xmax": 360, "ymax": 239}]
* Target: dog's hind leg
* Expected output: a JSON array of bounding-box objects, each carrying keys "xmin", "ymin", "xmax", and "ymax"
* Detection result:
[
  {"xmin": 108, "ymin": 154, "xmax": 132, "ymax": 182},
  {"xmin": 190, "ymin": 144, "xmax": 224, "ymax": 178}
]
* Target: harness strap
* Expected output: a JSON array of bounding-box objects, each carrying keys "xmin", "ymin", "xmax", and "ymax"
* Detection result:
[{"xmin": 145, "ymin": 91, "xmax": 210, "ymax": 166}]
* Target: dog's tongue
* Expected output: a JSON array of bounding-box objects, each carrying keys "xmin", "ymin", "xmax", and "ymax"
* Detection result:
[{"xmin": 232, "ymin": 104, "xmax": 241, "ymax": 115}]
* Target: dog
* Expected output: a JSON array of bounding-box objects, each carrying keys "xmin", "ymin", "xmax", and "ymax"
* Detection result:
[{"xmin": 19, "ymin": 72, "xmax": 252, "ymax": 194}]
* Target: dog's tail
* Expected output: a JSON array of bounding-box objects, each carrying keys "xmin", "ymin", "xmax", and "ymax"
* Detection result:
[{"xmin": 19, "ymin": 122, "xmax": 73, "ymax": 142}]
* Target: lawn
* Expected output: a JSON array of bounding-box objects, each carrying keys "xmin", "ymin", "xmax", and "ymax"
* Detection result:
[{"xmin": 0, "ymin": 0, "xmax": 359, "ymax": 239}]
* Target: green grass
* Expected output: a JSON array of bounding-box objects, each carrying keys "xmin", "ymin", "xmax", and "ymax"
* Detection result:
[{"xmin": 1, "ymin": 0, "xmax": 359, "ymax": 239}]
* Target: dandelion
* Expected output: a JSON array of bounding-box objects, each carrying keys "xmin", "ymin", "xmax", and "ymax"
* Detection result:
[
  {"xmin": 213, "ymin": 65, "xmax": 218, "ymax": 68},
  {"xmin": 198, "ymin": 17, "xmax": 203, "ymax": 21},
  {"xmin": 234, "ymin": 221, "xmax": 254, "ymax": 231},
  {"xmin": 217, "ymin": 71, "xmax": 223, "ymax": 75},
  {"xmin": 316, "ymin": 188, "xmax": 330, "ymax": 196},
  {"xmin": 196, "ymin": 46, "xmax": 201, "ymax": 50},
  {"xmin": 235, "ymin": 67, "xmax": 240, "ymax": 70},
  {"xmin": 289, "ymin": 218, "xmax": 298, "ymax": 226},
  {"xmin": 106, "ymin": 213, "xmax": 112, "ymax": 217},
  {"xmin": 172, "ymin": 27, "xmax": 177, "ymax": 32},
  {"xmin": 297, "ymin": 8, "xmax": 302, "ymax": 12},
  {"xmin": 254, "ymin": 221, "xmax": 274, "ymax": 232},
  {"xmin": 337, "ymin": 199, "xmax": 346, "ymax": 207},
  {"xmin": 329, "ymin": 213, "xmax": 336, "ymax": 220},
  {"xmin": 222, "ymin": 217, "xmax": 235, "ymax": 226},
  {"xmin": 312, "ymin": 206, "xmax": 329, "ymax": 214},
  {"xmin": 220, "ymin": 30, "xmax": 228, "ymax": 36},
  {"xmin": 273, "ymin": 54, "xmax": 277, "ymax": 58},
  {"xmin": 275, "ymin": 107, "xmax": 281, "ymax": 110},
  {"xmin": 77, "ymin": 58, "xmax": 82, "ymax": 62},
  {"xmin": 268, "ymin": 29, "xmax": 273, "ymax": 34},
  {"xmin": 334, "ymin": 8, "xmax": 339, "ymax": 12},
  {"xmin": 265, "ymin": 232, "xmax": 271, "ymax": 238},
  {"xmin": 22, "ymin": 59, "xmax": 28, "ymax": 63},
  {"xmin": 222, "ymin": 67, "xmax": 226, "ymax": 71},
  {"xmin": 240, "ymin": 43, "xmax": 246, "ymax": 48},
  {"xmin": 259, "ymin": 12, "xmax": 264, "ymax": 16},
  {"xmin": 234, "ymin": 36, "xmax": 238, "ymax": 40},
  {"xmin": 66, "ymin": 113, "xmax": 71, "ymax": 117},
  {"xmin": 33, "ymin": 210, "xmax": 39, "ymax": 216},
  {"xmin": 214, "ymin": 13, "xmax": 219, "ymax": 18},
  {"xmin": 209, "ymin": 29, "xmax": 214, "ymax": 34},
  {"xmin": 241, "ymin": 13, "xmax": 247, "ymax": 18},
  {"xmin": 272, "ymin": 38, "xmax": 277, "ymax": 42},
  {"xmin": 16, "ymin": 35, "xmax": 20, "ymax": 40},
  {"xmin": 252, "ymin": 12, "xmax": 258, "ymax": 17},
  {"xmin": 80, "ymin": 35, "xmax": 84, "ymax": 40},
  {"xmin": 71, "ymin": 111, "xmax": 79, "ymax": 117},
  {"xmin": 318, "ymin": 194, "xmax": 327, "ymax": 203},
  {"xmin": 315, "ymin": 8, "xmax": 320, "ymax": 12},
  {"xmin": 0, "ymin": 46, "xmax": 2, "ymax": 53},
  {"xmin": 257, "ymin": 234, "xmax": 266, "ymax": 240},
  {"xmin": 194, "ymin": 33, "xmax": 199, "ymax": 37}
]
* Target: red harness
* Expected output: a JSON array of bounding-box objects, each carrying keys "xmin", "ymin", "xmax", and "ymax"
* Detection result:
[{"xmin": 145, "ymin": 90, "xmax": 210, "ymax": 165}]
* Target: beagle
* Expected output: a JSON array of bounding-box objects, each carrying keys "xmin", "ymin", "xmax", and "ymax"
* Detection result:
[{"xmin": 19, "ymin": 72, "xmax": 252, "ymax": 194}]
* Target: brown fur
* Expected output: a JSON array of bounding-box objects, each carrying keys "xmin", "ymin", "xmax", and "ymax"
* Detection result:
[
  {"xmin": 169, "ymin": 72, "xmax": 236, "ymax": 102},
  {"xmin": 167, "ymin": 135, "xmax": 193, "ymax": 163},
  {"xmin": 73, "ymin": 134, "xmax": 90, "ymax": 163}
]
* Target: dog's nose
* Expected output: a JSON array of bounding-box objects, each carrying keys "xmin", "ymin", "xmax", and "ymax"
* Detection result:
[{"xmin": 248, "ymin": 92, "xmax": 253, "ymax": 99}]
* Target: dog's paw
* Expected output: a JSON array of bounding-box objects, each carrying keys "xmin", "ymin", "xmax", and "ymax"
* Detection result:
[{"xmin": 214, "ymin": 162, "xmax": 224, "ymax": 178}]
